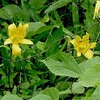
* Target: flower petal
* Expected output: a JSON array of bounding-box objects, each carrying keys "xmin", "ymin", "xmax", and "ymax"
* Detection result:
[
  {"xmin": 82, "ymin": 33, "xmax": 89, "ymax": 40},
  {"xmin": 84, "ymin": 50, "xmax": 93, "ymax": 59},
  {"xmin": 77, "ymin": 51, "xmax": 81, "ymax": 57},
  {"xmin": 75, "ymin": 35, "xmax": 81, "ymax": 43},
  {"xmin": 93, "ymin": 0, "xmax": 100, "ymax": 19},
  {"xmin": 19, "ymin": 39, "xmax": 33, "ymax": 45},
  {"xmin": 4, "ymin": 38, "xmax": 12, "ymax": 45},
  {"xmin": 81, "ymin": 42, "xmax": 96, "ymax": 55},
  {"xmin": 17, "ymin": 23, "xmax": 29, "ymax": 38},
  {"xmin": 12, "ymin": 43, "xmax": 21, "ymax": 56},
  {"xmin": 82, "ymin": 32, "xmax": 89, "ymax": 44},
  {"xmin": 70, "ymin": 40, "xmax": 75, "ymax": 45},
  {"xmin": 89, "ymin": 42, "xmax": 96, "ymax": 49},
  {"xmin": 8, "ymin": 23, "xmax": 16, "ymax": 37}
]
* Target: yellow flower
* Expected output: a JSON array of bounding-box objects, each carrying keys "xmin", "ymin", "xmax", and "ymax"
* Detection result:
[
  {"xmin": 93, "ymin": 0, "xmax": 100, "ymax": 19},
  {"xmin": 70, "ymin": 33, "xmax": 96, "ymax": 59},
  {"xmin": 4, "ymin": 23, "xmax": 33, "ymax": 57}
]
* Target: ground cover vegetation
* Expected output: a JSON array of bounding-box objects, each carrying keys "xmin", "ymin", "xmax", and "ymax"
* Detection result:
[{"xmin": 0, "ymin": 0, "xmax": 100, "ymax": 100}]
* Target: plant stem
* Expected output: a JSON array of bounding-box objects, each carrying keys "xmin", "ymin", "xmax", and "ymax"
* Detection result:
[
  {"xmin": 60, "ymin": 37, "xmax": 68, "ymax": 52},
  {"xmin": 8, "ymin": 46, "xmax": 12, "ymax": 89}
]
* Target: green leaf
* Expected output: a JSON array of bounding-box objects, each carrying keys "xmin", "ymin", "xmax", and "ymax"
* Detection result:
[
  {"xmin": 1, "ymin": 94, "xmax": 23, "ymax": 100},
  {"xmin": 72, "ymin": 82, "xmax": 85, "ymax": 94},
  {"xmin": 42, "ymin": 52, "xmax": 80, "ymax": 78},
  {"xmin": 30, "ymin": 87, "xmax": 59, "ymax": 100},
  {"xmin": 91, "ymin": 85, "xmax": 100, "ymax": 100},
  {"xmin": 42, "ymin": 87, "xmax": 59, "ymax": 100},
  {"xmin": 37, "ymin": 41, "xmax": 45, "ymax": 51},
  {"xmin": 78, "ymin": 64, "xmax": 100, "ymax": 87},
  {"xmin": 31, "ymin": 79, "xmax": 49, "ymax": 87},
  {"xmin": 1, "ymin": 47, "xmax": 9, "ymax": 72},
  {"xmin": 79, "ymin": 56, "xmax": 100, "ymax": 73},
  {"xmin": 27, "ymin": 22, "xmax": 53, "ymax": 37},
  {"xmin": 72, "ymin": 96, "xmax": 84, "ymax": 100},
  {"xmin": 45, "ymin": 0, "xmax": 72, "ymax": 13},
  {"xmin": 72, "ymin": 2, "xmax": 80, "ymax": 33},
  {"xmin": 84, "ymin": 88, "xmax": 94, "ymax": 100},
  {"xmin": 41, "ymin": 14, "xmax": 49, "ymax": 23},
  {"xmin": 21, "ymin": 82, "xmax": 30, "ymax": 89},
  {"xmin": 0, "ymin": 69, "xmax": 6, "ymax": 76},
  {"xmin": 0, "ymin": 4, "xmax": 23, "ymax": 20},
  {"xmin": 35, "ymin": 25, "xmax": 54, "ymax": 35},
  {"xmin": 29, "ymin": 94, "xmax": 51, "ymax": 100},
  {"xmin": 56, "ymin": 81, "xmax": 71, "ymax": 91},
  {"xmin": 27, "ymin": 22, "xmax": 46, "ymax": 33},
  {"xmin": 44, "ymin": 27, "xmax": 64, "ymax": 56},
  {"xmin": 29, "ymin": 0, "xmax": 47, "ymax": 10}
]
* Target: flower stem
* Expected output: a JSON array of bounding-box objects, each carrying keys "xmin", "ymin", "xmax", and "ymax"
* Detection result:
[
  {"xmin": 8, "ymin": 46, "xmax": 12, "ymax": 89},
  {"xmin": 60, "ymin": 36, "xmax": 71, "ymax": 52}
]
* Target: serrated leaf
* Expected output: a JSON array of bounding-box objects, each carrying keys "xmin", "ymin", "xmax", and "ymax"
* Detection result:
[{"xmin": 42, "ymin": 52, "xmax": 80, "ymax": 78}]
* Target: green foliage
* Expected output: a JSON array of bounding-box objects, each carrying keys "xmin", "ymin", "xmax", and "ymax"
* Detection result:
[
  {"xmin": 0, "ymin": 0, "xmax": 100, "ymax": 100},
  {"xmin": 42, "ymin": 52, "xmax": 80, "ymax": 78},
  {"xmin": 0, "ymin": 4, "xmax": 23, "ymax": 20},
  {"xmin": 29, "ymin": 0, "xmax": 47, "ymax": 10},
  {"xmin": 1, "ymin": 94, "xmax": 23, "ymax": 100},
  {"xmin": 72, "ymin": 2, "xmax": 80, "ymax": 33},
  {"xmin": 44, "ymin": 27, "xmax": 64, "ymax": 56},
  {"xmin": 42, "ymin": 87, "xmax": 59, "ymax": 100},
  {"xmin": 45, "ymin": 0, "xmax": 72, "ymax": 13},
  {"xmin": 79, "ymin": 64, "xmax": 100, "ymax": 87},
  {"xmin": 91, "ymin": 86, "xmax": 100, "ymax": 100},
  {"xmin": 72, "ymin": 82, "xmax": 85, "ymax": 94},
  {"xmin": 29, "ymin": 94, "xmax": 51, "ymax": 100}
]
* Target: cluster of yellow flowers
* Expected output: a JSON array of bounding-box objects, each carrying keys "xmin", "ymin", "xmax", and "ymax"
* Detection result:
[{"xmin": 4, "ymin": 1, "xmax": 99, "ymax": 58}]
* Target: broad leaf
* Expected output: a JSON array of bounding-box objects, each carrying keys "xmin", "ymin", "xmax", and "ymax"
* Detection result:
[
  {"xmin": 0, "ymin": 4, "xmax": 23, "ymax": 20},
  {"xmin": 79, "ymin": 56, "xmax": 100, "ymax": 73},
  {"xmin": 1, "ymin": 94, "xmax": 22, "ymax": 100},
  {"xmin": 29, "ymin": 94, "xmax": 51, "ymax": 100},
  {"xmin": 91, "ymin": 85, "xmax": 100, "ymax": 100},
  {"xmin": 42, "ymin": 52, "xmax": 80, "ymax": 78},
  {"xmin": 79, "ymin": 64, "xmax": 100, "ymax": 87},
  {"xmin": 72, "ymin": 82, "xmax": 85, "ymax": 94},
  {"xmin": 42, "ymin": 87, "xmax": 59, "ymax": 100},
  {"xmin": 27, "ymin": 22, "xmax": 53, "ymax": 37}
]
